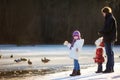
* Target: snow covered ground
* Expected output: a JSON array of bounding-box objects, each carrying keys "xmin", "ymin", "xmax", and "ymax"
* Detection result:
[
  {"xmin": 24, "ymin": 63, "xmax": 120, "ymax": 80},
  {"xmin": 0, "ymin": 45, "xmax": 120, "ymax": 80},
  {"xmin": 13, "ymin": 63, "xmax": 120, "ymax": 80}
]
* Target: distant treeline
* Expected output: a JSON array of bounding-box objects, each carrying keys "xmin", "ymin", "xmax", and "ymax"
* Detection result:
[{"xmin": 0, "ymin": 0, "xmax": 120, "ymax": 45}]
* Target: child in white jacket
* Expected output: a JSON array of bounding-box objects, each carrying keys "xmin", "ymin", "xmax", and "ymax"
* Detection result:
[{"xmin": 64, "ymin": 30, "xmax": 84, "ymax": 76}]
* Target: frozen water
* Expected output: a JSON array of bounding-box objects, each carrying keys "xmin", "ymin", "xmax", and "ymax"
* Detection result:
[{"xmin": 0, "ymin": 45, "xmax": 119, "ymax": 56}]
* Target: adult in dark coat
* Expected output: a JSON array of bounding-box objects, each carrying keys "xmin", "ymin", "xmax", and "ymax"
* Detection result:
[{"xmin": 98, "ymin": 6, "xmax": 117, "ymax": 73}]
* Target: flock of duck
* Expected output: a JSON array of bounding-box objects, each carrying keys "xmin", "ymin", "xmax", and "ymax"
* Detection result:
[{"xmin": 0, "ymin": 54, "xmax": 50, "ymax": 65}]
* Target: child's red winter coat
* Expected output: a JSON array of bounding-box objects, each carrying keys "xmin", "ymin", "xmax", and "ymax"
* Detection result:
[{"xmin": 94, "ymin": 48, "xmax": 105, "ymax": 63}]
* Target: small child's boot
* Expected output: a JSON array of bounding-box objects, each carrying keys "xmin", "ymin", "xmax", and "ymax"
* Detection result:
[
  {"xmin": 70, "ymin": 70, "xmax": 77, "ymax": 76},
  {"xmin": 96, "ymin": 64, "xmax": 102, "ymax": 73},
  {"xmin": 95, "ymin": 70, "xmax": 102, "ymax": 73},
  {"xmin": 77, "ymin": 70, "xmax": 81, "ymax": 75}
]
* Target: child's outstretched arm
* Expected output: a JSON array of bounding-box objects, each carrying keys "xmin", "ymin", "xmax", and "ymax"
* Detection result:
[{"xmin": 63, "ymin": 41, "xmax": 71, "ymax": 48}]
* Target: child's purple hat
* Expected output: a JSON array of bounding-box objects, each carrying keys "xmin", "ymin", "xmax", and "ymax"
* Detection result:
[{"xmin": 72, "ymin": 30, "xmax": 81, "ymax": 37}]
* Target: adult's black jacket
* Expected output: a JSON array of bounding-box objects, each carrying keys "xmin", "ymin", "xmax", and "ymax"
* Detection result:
[{"xmin": 99, "ymin": 13, "xmax": 117, "ymax": 43}]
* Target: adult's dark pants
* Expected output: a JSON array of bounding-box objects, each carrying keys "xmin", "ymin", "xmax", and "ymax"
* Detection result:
[{"xmin": 104, "ymin": 42, "xmax": 114, "ymax": 71}]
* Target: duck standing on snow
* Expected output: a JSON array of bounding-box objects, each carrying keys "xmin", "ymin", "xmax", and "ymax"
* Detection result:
[
  {"xmin": 14, "ymin": 59, "xmax": 21, "ymax": 63},
  {"xmin": 41, "ymin": 57, "xmax": 50, "ymax": 63},
  {"xmin": 0, "ymin": 55, "xmax": 2, "ymax": 59},
  {"xmin": 10, "ymin": 54, "xmax": 13, "ymax": 58},
  {"xmin": 21, "ymin": 58, "xmax": 27, "ymax": 61},
  {"xmin": 28, "ymin": 59, "xmax": 32, "ymax": 65}
]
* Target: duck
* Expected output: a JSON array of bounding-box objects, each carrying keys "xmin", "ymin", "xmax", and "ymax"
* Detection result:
[
  {"xmin": 28, "ymin": 59, "xmax": 32, "ymax": 65},
  {"xmin": 10, "ymin": 54, "xmax": 13, "ymax": 58},
  {"xmin": 41, "ymin": 57, "xmax": 50, "ymax": 63},
  {"xmin": 14, "ymin": 59, "xmax": 21, "ymax": 63},
  {"xmin": 20, "ymin": 58, "xmax": 27, "ymax": 61},
  {"xmin": 0, "ymin": 55, "xmax": 2, "ymax": 59}
]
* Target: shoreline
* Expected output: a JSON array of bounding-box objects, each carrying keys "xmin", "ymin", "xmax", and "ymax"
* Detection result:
[
  {"xmin": 1, "ymin": 62, "xmax": 120, "ymax": 80},
  {"xmin": 0, "ymin": 63, "xmax": 95, "ymax": 79}
]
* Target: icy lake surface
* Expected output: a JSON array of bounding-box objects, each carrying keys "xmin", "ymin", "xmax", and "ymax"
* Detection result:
[{"xmin": 0, "ymin": 45, "xmax": 120, "ymax": 55}]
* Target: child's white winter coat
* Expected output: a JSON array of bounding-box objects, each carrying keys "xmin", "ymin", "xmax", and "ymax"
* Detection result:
[{"xmin": 67, "ymin": 39, "xmax": 84, "ymax": 60}]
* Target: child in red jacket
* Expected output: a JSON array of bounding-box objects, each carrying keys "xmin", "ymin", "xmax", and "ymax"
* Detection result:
[{"xmin": 94, "ymin": 37, "xmax": 105, "ymax": 73}]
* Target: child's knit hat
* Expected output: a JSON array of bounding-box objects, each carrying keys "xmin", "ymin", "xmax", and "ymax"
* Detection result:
[{"xmin": 72, "ymin": 30, "xmax": 81, "ymax": 38}]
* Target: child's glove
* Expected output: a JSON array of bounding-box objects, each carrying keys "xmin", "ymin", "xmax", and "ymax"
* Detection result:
[
  {"xmin": 63, "ymin": 41, "xmax": 69, "ymax": 45},
  {"xmin": 93, "ymin": 57, "xmax": 97, "ymax": 63}
]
